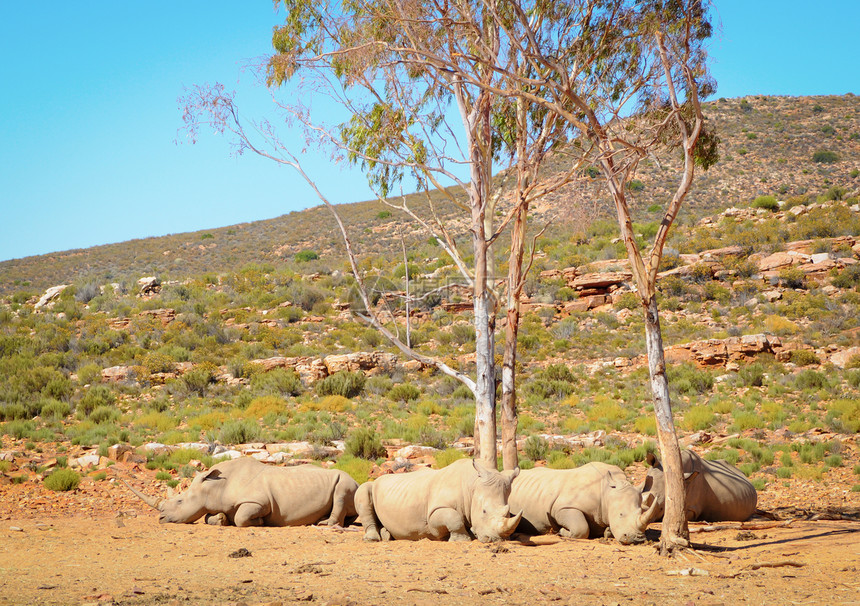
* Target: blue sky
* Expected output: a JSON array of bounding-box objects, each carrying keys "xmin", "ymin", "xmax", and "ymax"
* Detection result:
[{"xmin": 1, "ymin": 2, "xmax": 857, "ymax": 263}]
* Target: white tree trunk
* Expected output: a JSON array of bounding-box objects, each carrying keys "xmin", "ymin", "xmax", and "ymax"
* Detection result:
[{"xmin": 643, "ymin": 296, "xmax": 689, "ymax": 553}]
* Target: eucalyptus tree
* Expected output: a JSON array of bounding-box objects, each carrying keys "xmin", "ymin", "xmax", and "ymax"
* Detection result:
[
  {"xmin": 183, "ymin": 1, "xmax": 578, "ymax": 465},
  {"xmin": 466, "ymin": 0, "xmax": 719, "ymax": 553}
]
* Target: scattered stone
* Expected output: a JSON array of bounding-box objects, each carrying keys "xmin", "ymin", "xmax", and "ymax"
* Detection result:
[
  {"xmin": 34, "ymin": 285, "xmax": 70, "ymax": 310},
  {"xmin": 830, "ymin": 347, "xmax": 860, "ymax": 369},
  {"xmin": 10, "ymin": 526, "xmax": 23, "ymax": 532},
  {"xmin": 228, "ymin": 548, "xmax": 252, "ymax": 558}
]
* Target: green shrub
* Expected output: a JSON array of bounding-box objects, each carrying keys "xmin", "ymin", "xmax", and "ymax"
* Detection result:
[
  {"xmin": 634, "ymin": 415, "xmax": 656, "ymax": 435},
  {"xmin": 316, "ymin": 371, "xmax": 366, "ymax": 399},
  {"xmin": 89, "ymin": 405, "xmax": 120, "ymax": 425},
  {"xmin": 387, "ymin": 383, "xmax": 421, "ymax": 403},
  {"xmin": 143, "ymin": 351, "xmax": 175, "ymax": 374},
  {"xmin": 731, "ymin": 411, "xmax": 764, "ymax": 431},
  {"xmin": 790, "ymin": 350, "xmax": 820, "ymax": 366},
  {"xmin": 218, "ymin": 419, "xmax": 262, "ymax": 444},
  {"xmin": 334, "ymin": 454, "xmax": 374, "ymax": 484},
  {"xmin": 738, "ymin": 363, "xmax": 765, "ymax": 387},
  {"xmin": 778, "ymin": 267, "xmax": 806, "ymax": 289},
  {"xmin": 825, "ymin": 454, "xmax": 843, "ymax": 467},
  {"xmin": 77, "ymin": 385, "xmax": 116, "ymax": 418},
  {"xmin": 344, "ymin": 427, "xmax": 386, "ymax": 460},
  {"xmin": 628, "ymin": 179, "xmax": 645, "ymax": 192},
  {"xmin": 683, "ymin": 405, "xmax": 716, "ymax": 431},
  {"xmin": 250, "ymin": 368, "xmax": 303, "ymax": 397},
  {"xmin": 751, "ymin": 195, "xmax": 779, "ymax": 211},
  {"xmin": 44, "ymin": 468, "xmax": 80, "ymax": 492},
  {"xmin": 668, "ymin": 363, "xmax": 714, "ymax": 395},
  {"xmin": 434, "ymin": 448, "xmax": 467, "ymax": 468},
  {"xmin": 832, "ymin": 265, "xmax": 860, "ymax": 289},
  {"xmin": 794, "ymin": 369, "xmax": 828, "ymax": 390},
  {"xmin": 776, "ymin": 467, "xmax": 792, "ymax": 479},
  {"xmin": 40, "ymin": 399, "xmax": 71, "ymax": 419},
  {"xmin": 523, "ymin": 435, "xmax": 549, "ymax": 461},
  {"xmin": 155, "ymin": 471, "xmax": 173, "ymax": 481},
  {"xmin": 295, "ymin": 250, "xmax": 320, "ymax": 262},
  {"xmin": 812, "ymin": 150, "xmax": 839, "ymax": 164},
  {"xmin": 182, "ymin": 365, "xmax": 216, "ymax": 396}
]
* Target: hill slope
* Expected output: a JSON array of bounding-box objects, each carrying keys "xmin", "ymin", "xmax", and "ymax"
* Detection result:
[{"xmin": 1, "ymin": 93, "xmax": 858, "ymax": 295}]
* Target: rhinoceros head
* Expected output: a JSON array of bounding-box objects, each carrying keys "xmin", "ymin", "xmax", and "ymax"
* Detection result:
[
  {"xmin": 604, "ymin": 475, "xmax": 657, "ymax": 545},
  {"xmin": 156, "ymin": 467, "xmax": 227, "ymax": 524},
  {"xmin": 124, "ymin": 467, "xmax": 225, "ymax": 524},
  {"xmin": 638, "ymin": 453, "xmax": 699, "ymax": 524},
  {"xmin": 468, "ymin": 460, "xmax": 522, "ymax": 543}
]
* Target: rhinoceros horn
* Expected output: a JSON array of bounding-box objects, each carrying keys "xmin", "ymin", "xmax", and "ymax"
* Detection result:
[
  {"xmin": 502, "ymin": 507, "xmax": 523, "ymax": 536},
  {"xmin": 121, "ymin": 479, "xmax": 164, "ymax": 510},
  {"xmin": 637, "ymin": 491, "xmax": 658, "ymax": 531}
]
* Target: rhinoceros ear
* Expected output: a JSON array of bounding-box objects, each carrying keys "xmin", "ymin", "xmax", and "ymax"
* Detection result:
[
  {"xmin": 641, "ymin": 491, "xmax": 656, "ymax": 510},
  {"xmin": 645, "ymin": 452, "xmax": 660, "ymax": 469},
  {"xmin": 200, "ymin": 468, "xmax": 226, "ymax": 483}
]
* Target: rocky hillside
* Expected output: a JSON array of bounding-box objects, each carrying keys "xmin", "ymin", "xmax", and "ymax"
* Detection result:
[{"xmin": 2, "ymin": 94, "xmax": 858, "ymax": 296}]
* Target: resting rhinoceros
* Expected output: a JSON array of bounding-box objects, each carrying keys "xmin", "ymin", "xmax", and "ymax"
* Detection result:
[
  {"xmin": 125, "ymin": 457, "xmax": 359, "ymax": 527},
  {"xmin": 355, "ymin": 458, "xmax": 522, "ymax": 542},
  {"xmin": 639, "ymin": 450, "xmax": 757, "ymax": 522},
  {"xmin": 508, "ymin": 463, "xmax": 657, "ymax": 544}
]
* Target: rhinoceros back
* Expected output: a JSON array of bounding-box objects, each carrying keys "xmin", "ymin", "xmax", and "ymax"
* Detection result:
[
  {"xmin": 368, "ymin": 468, "xmax": 437, "ymax": 540},
  {"xmin": 694, "ymin": 454, "xmax": 757, "ymax": 522}
]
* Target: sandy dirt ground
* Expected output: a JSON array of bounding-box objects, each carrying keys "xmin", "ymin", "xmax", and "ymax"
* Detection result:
[{"xmin": 1, "ymin": 503, "xmax": 858, "ymax": 606}]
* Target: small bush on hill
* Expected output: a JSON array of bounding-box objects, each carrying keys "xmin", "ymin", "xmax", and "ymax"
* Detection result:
[
  {"xmin": 76, "ymin": 385, "xmax": 116, "ymax": 418},
  {"xmin": 812, "ymin": 150, "xmax": 839, "ymax": 164},
  {"xmin": 219, "ymin": 419, "xmax": 262, "ymax": 444},
  {"xmin": 44, "ymin": 468, "xmax": 80, "ymax": 492},
  {"xmin": 523, "ymin": 435, "xmax": 549, "ymax": 461},
  {"xmin": 334, "ymin": 454, "xmax": 373, "ymax": 484},
  {"xmin": 387, "ymin": 383, "xmax": 421, "ymax": 402},
  {"xmin": 778, "ymin": 267, "xmax": 806, "ymax": 289},
  {"xmin": 250, "ymin": 368, "xmax": 303, "ymax": 397},
  {"xmin": 752, "ymin": 195, "xmax": 779, "ymax": 211},
  {"xmin": 316, "ymin": 371, "xmax": 365, "ymax": 398},
  {"xmin": 345, "ymin": 427, "xmax": 386, "ymax": 460},
  {"xmin": 295, "ymin": 250, "xmax": 319, "ymax": 262},
  {"xmin": 434, "ymin": 448, "xmax": 467, "ymax": 468},
  {"xmin": 790, "ymin": 350, "xmax": 820, "ymax": 366}
]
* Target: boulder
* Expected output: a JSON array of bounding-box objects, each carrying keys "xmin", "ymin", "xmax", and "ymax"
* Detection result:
[
  {"xmin": 34, "ymin": 285, "xmax": 71, "ymax": 309},
  {"xmin": 572, "ymin": 271, "xmax": 632, "ymax": 290},
  {"xmin": 101, "ymin": 365, "xmax": 134, "ymax": 383},
  {"xmin": 700, "ymin": 245, "xmax": 746, "ymax": 259},
  {"xmin": 392, "ymin": 445, "xmax": 439, "ymax": 459},
  {"xmin": 757, "ymin": 251, "xmax": 808, "ymax": 272},
  {"xmin": 137, "ymin": 276, "xmax": 160, "ymax": 295},
  {"xmin": 830, "ymin": 347, "xmax": 860, "ymax": 369},
  {"xmin": 139, "ymin": 308, "xmax": 176, "ymax": 326}
]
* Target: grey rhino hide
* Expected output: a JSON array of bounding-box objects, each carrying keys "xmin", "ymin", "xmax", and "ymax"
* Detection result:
[
  {"xmin": 639, "ymin": 450, "xmax": 757, "ymax": 523},
  {"xmin": 129, "ymin": 457, "xmax": 358, "ymax": 527},
  {"xmin": 355, "ymin": 458, "xmax": 521, "ymax": 543},
  {"xmin": 509, "ymin": 462, "xmax": 656, "ymax": 544}
]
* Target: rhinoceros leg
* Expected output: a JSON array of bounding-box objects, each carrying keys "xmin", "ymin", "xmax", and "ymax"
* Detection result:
[
  {"xmin": 354, "ymin": 483, "xmax": 383, "ymax": 541},
  {"xmin": 428, "ymin": 507, "xmax": 470, "ymax": 541},
  {"xmin": 326, "ymin": 480, "xmax": 355, "ymax": 527},
  {"xmin": 553, "ymin": 508, "xmax": 590, "ymax": 539},
  {"xmin": 205, "ymin": 513, "xmax": 229, "ymax": 526},
  {"xmin": 233, "ymin": 502, "xmax": 268, "ymax": 527}
]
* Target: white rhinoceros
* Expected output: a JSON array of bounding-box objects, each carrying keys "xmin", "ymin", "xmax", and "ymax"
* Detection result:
[
  {"xmin": 125, "ymin": 457, "xmax": 359, "ymax": 527},
  {"xmin": 639, "ymin": 450, "xmax": 757, "ymax": 522},
  {"xmin": 355, "ymin": 458, "xmax": 522, "ymax": 542},
  {"xmin": 509, "ymin": 463, "xmax": 656, "ymax": 544}
]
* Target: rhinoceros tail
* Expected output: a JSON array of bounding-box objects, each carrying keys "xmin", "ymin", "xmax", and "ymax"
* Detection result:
[{"xmin": 120, "ymin": 478, "xmax": 164, "ymax": 510}]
